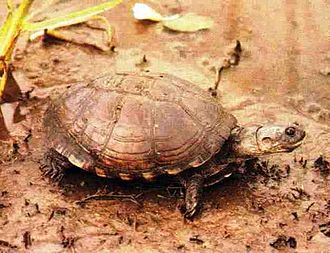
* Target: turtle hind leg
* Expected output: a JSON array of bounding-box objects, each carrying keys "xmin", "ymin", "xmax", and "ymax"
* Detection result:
[
  {"xmin": 180, "ymin": 173, "xmax": 205, "ymax": 220},
  {"xmin": 41, "ymin": 149, "xmax": 72, "ymax": 183}
]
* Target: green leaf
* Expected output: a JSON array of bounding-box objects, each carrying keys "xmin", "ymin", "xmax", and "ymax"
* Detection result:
[
  {"xmin": 23, "ymin": 0, "xmax": 122, "ymax": 40},
  {"xmin": 162, "ymin": 13, "xmax": 213, "ymax": 32}
]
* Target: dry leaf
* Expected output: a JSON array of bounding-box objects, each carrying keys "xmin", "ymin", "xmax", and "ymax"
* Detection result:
[
  {"xmin": 0, "ymin": 108, "xmax": 10, "ymax": 140},
  {"xmin": 1, "ymin": 68, "xmax": 23, "ymax": 103},
  {"xmin": 25, "ymin": 0, "xmax": 122, "ymax": 40},
  {"xmin": 132, "ymin": 3, "xmax": 211, "ymax": 33},
  {"xmin": 162, "ymin": 13, "xmax": 213, "ymax": 32},
  {"xmin": 44, "ymin": 22, "xmax": 112, "ymax": 51},
  {"xmin": 1, "ymin": 102, "xmax": 20, "ymax": 132},
  {"xmin": 132, "ymin": 3, "xmax": 163, "ymax": 22},
  {"xmin": 0, "ymin": 102, "xmax": 31, "ymax": 143}
]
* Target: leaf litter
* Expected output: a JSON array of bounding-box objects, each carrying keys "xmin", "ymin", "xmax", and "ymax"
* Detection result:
[
  {"xmin": 132, "ymin": 3, "xmax": 213, "ymax": 32},
  {"xmin": 162, "ymin": 13, "xmax": 214, "ymax": 32}
]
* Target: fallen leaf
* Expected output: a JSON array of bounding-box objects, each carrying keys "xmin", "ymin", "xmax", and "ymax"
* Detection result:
[
  {"xmin": 1, "ymin": 68, "xmax": 23, "ymax": 103},
  {"xmin": 1, "ymin": 102, "xmax": 19, "ymax": 132},
  {"xmin": 0, "ymin": 108, "xmax": 10, "ymax": 140},
  {"xmin": 132, "ymin": 3, "xmax": 163, "ymax": 22},
  {"xmin": 24, "ymin": 0, "xmax": 122, "ymax": 40},
  {"xmin": 0, "ymin": 99, "xmax": 31, "ymax": 138},
  {"xmin": 0, "ymin": 101, "xmax": 31, "ymax": 161},
  {"xmin": 162, "ymin": 13, "xmax": 213, "ymax": 32},
  {"xmin": 44, "ymin": 22, "xmax": 113, "ymax": 51}
]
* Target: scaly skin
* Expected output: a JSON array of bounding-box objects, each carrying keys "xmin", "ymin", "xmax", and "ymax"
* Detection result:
[
  {"xmin": 182, "ymin": 123, "xmax": 305, "ymax": 219},
  {"xmin": 41, "ymin": 149, "xmax": 71, "ymax": 183},
  {"xmin": 229, "ymin": 123, "xmax": 306, "ymax": 157}
]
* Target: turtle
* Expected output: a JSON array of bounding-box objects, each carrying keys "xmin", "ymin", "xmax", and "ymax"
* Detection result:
[{"xmin": 43, "ymin": 72, "xmax": 306, "ymax": 218}]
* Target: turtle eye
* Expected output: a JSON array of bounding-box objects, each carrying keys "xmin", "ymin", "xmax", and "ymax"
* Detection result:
[{"xmin": 285, "ymin": 127, "xmax": 296, "ymax": 137}]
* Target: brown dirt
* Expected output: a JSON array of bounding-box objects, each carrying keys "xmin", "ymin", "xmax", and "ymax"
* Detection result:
[{"xmin": 0, "ymin": 0, "xmax": 329, "ymax": 252}]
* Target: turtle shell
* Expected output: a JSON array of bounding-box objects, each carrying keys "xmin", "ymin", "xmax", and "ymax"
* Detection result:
[{"xmin": 44, "ymin": 72, "xmax": 237, "ymax": 180}]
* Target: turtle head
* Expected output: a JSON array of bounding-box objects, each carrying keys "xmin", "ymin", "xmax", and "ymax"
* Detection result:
[{"xmin": 230, "ymin": 123, "xmax": 306, "ymax": 157}]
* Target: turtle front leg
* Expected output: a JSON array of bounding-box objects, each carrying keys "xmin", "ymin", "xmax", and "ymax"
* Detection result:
[
  {"xmin": 180, "ymin": 174, "xmax": 205, "ymax": 219},
  {"xmin": 41, "ymin": 149, "xmax": 72, "ymax": 183}
]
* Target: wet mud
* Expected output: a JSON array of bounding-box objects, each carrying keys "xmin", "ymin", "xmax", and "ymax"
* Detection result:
[{"xmin": 0, "ymin": 0, "xmax": 329, "ymax": 252}]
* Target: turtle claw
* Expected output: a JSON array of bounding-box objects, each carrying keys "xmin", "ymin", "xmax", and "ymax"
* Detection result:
[
  {"xmin": 182, "ymin": 202, "xmax": 199, "ymax": 220},
  {"xmin": 49, "ymin": 166, "xmax": 65, "ymax": 182},
  {"xmin": 41, "ymin": 149, "xmax": 71, "ymax": 183},
  {"xmin": 40, "ymin": 162, "xmax": 65, "ymax": 183}
]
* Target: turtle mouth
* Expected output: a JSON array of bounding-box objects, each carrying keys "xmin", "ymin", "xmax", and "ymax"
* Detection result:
[
  {"xmin": 292, "ymin": 130, "xmax": 306, "ymax": 146},
  {"xmin": 285, "ymin": 137, "xmax": 305, "ymax": 152}
]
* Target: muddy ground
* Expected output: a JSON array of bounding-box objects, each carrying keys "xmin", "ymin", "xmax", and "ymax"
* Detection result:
[{"xmin": 0, "ymin": 0, "xmax": 329, "ymax": 252}]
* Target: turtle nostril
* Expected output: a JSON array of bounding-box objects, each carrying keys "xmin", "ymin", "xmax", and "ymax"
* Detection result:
[
  {"xmin": 285, "ymin": 127, "xmax": 296, "ymax": 136},
  {"xmin": 293, "ymin": 122, "xmax": 300, "ymax": 127}
]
